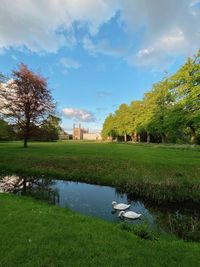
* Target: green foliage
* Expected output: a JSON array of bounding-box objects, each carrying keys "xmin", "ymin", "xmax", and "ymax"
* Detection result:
[
  {"xmin": 101, "ymin": 113, "xmax": 117, "ymax": 140},
  {"xmin": 39, "ymin": 115, "xmax": 62, "ymax": 141},
  {"xmin": 19, "ymin": 115, "xmax": 62, "ymax": 141},
  {"xmin": 114, "ymin": 104, "xmax": 130, "ymax": 140},
  {"xmin": 102, "ymin": 49, "xmax": 200, "ymax": 144},
  {"xmin": 0, "ymin": 119, "xmax": 15, "ymax": 141},
  {"xmin": 170, "ymin": 50, "xmax": 200, "ymax": 143},
  {"xmin": 128, "ymin": 101, "xmax": 144, "ymax": 135}
]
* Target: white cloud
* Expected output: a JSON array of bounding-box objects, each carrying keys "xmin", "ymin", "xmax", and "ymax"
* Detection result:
[
  {"xmin": 83, "ymin": 37, "xmax": 125, "ymax": 57},
  {"xmin": 62, "ymin": 107, "xmax": 96, "ymax": 122},
  {"xmin": 118, "ymin": 0, "xmax": 200, "ymax": 67},
  {"xmin": 60, "ymin": 57, "xmax": 81, "ymax": 69},
  {"xmin": 0, "ymin": 0, "xmax": 199, "ymax": 68},
  {"xmin": 130, "ymin": 29, "xmax": 189, "ymax": 69},
  {"xmin": 0, "ymin": 0, "xmax": 117, "ymax": 53}
]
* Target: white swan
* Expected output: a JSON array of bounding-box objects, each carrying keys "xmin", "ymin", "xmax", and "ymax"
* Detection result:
[
  {"xmin": 119, "ymin": 210, "xmax": 141, "ymax": 220},
  {"xmin": 112, "ymin": 201, "xmax": 130, "ymax": 211}
]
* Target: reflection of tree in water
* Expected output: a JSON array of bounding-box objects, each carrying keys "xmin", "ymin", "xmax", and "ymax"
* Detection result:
[{"xmin": 0, "ymin": 175, "xmax": 59, "ymax": 204}]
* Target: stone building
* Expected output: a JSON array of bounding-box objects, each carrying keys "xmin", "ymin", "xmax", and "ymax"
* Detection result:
[
  {"xmin": 72, "ymin": 124, "xmax": 102, "ymax": 140},
  {"xmin": 73, "ymin": 124, "xmax": 88, "ymax": 140},
  {"xmin": 83, "ymin": 133, "xmax": 102, "ymax": 141}
]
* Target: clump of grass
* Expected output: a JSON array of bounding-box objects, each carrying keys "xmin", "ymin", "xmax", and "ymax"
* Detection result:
[
  {"xmin": 116, "ymin": 180, "xmax": 200, "ymax": 203},
  {"xmin": 166, "ymin": 213, "xmax": 200, "ymax": 242},
  {"xmin": 119, "ymin": 222, "xmax": 158, "ymax": 241}
]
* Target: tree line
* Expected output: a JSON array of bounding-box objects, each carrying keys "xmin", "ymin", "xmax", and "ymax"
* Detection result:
[
  {"xmin": 102, "ymin": 50, "xmax": 200, "ymax": 144},
  {"xmin": 0, "ymin": 64, "xmax": 61, "ymax": 147}
]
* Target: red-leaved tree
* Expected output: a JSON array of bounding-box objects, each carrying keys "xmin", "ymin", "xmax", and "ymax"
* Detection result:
[{"xmin": 0, "ymin": 64, "xmax": 55, "ymax": 147}]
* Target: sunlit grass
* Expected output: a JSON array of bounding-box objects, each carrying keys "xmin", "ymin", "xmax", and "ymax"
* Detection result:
[
  {"xmin": 0, "ymin": 141, "xmax": 200, "ymax": 202},
  {"xmin": 1, "ymin": 193, "xmax": 200, "ymax": 267}
]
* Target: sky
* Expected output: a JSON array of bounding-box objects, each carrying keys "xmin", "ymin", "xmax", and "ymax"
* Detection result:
[{"xmin": 0, "ymin": 0, "xmax": 200, "ymax": 133}]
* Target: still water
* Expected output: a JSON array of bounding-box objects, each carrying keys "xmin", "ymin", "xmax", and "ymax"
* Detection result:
[
  {"xmin": 51, "ymin": 180, "xmax": 154, "ymax": 225},
  {"xmin": 0, "ymin": 175, "xmax": 199, "ymax": 240}
]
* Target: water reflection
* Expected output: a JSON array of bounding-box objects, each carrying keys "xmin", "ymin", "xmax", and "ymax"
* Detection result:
[
  {"xmin": 0, "ymin": 175, "xmax": 199, "ymax": 241},
  {"xmin": 50, "ymin": 180, "xmax": 153, "ymax": 225},
  {"xmin": 0, "ymin": 175, "xmax": 59, "ymax": 204}
]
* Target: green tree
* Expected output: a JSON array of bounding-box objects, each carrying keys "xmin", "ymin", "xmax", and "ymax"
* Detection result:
[
  {"xmin": 114, "ymin": 104, "xmax": 130, "ymax": 142},
  {"xmin": 0, "ymin": 119, "xmax": 15, "ymax": 141},
  {"xmin": 40, "ymin": 115, "xmax": 62, "ymax": 141},
  {"xmin": 128, "ymin": 101, "xmax": 144, "ymax": 142},
  {"xmin": 102, "ymin": 49, "xmax": 200, "ymax": 145},
  {"xmin": 147, "ymin": 79, "xmax": 174, "ymax": 143},
  {"xmin": 102, "ymin": 113, "xmax": 117, "ymax": 140},
  {"xmin": 170, "ymin": 50, "xmax": 200, "ymax": 144}
]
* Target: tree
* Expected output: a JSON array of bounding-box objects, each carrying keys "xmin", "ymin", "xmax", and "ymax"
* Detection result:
[
  {"xmin": 170, "ymin": 50, "xmax": 200, "ymax": 144},
  {"xmin": 0, "ymin": 64, "xmax": 55, "ymax": 147},
  {"xmin": 101, "ymin": 113, "xmax": 117, "ymax": 140},
  {"xmin": 144, "ymin": 79, "xmax": 175, "ymax": 143},
  {"xmin": 0, "ymin": 119, "xmax": 15, "ymax": 141},
  {"xmin": 39, "ymin": 115, "xmax": 61, "ymax": 141},
  {"xmin": 128, "ymin": 101, "xmax": 144, "ymax": 142},
  {"xmin": 114, "ymin": 104, "xmax": 130, "ymax": 142},
  {"xmin": 102, "ymin": 49, "xmax": 200, "ymax": 145}
]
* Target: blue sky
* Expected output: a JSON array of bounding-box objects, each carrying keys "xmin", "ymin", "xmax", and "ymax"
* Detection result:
[{"xmin": 0, "ymin": 0, "xmax": 199, "ymax": 133}]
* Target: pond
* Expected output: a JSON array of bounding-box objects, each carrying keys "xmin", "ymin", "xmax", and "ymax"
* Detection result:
[
  {"xmin": 51, "ymin": 180, "xmax": 154, "ymax": 225},
  {"xmin": 0, "ymin": 175, "xmax": 200, "ymax": 241}
]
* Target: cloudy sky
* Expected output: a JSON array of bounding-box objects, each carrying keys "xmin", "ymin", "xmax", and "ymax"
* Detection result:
[{"xmin": 0, "ymin": 0, "xmax": 200, "ymax": 132}]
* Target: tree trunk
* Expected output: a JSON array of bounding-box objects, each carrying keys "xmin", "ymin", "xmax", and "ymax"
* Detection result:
[
  {"xmin": 133, "ymin": 132, "xmax": 137, "ymax": 142},
  {"xmin": 124, "ymin": 134, "xmax": 127, "ymax": 142},
  {"xmin": 137, "ymin": 133, "xmax": 140, "ymax": 143},
  {"xmin": 147, "ymin": 132, "xmax": 150, "ymax": 143},
  {"xmin": 24, "ymin": 118, "xmax": 30, "ymax": 148},
  {"xmin": 161, "ymin": 133, "xmax": 166, "ymax": 144},
  {"xmin": 190, "ymin": 126, "xmax": 196, "ymax": 144}
]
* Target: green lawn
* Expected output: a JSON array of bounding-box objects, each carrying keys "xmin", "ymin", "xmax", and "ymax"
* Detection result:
[
  {"xmin": 0, "ymin": 141, "xmax": 200, "ymax": 202},
  {"xmin": 1, "ymin": 193, "xmax": 200, "ymax": 267}
]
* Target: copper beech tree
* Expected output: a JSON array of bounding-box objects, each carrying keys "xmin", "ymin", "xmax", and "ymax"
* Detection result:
[{"xmin": 0, "ymin": 64, "xmax": 55, "ymax": 147}]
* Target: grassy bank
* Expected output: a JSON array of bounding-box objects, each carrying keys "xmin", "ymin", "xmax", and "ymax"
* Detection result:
[
  {"xmin": 0, "ymin": 193, "xmax": 200, "ymax": 267},
  {"xmin": 0, "ymin": 141, "xmax": 200, "ymax": 202}
]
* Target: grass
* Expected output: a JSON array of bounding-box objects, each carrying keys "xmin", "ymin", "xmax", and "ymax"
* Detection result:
[
  {"xmin": 1, "ymin": 193, "xmax": 200, "ymax": 267},
  {"xmin": 0, "ymin": 141, "xmax": 200, "ymax": 202}
]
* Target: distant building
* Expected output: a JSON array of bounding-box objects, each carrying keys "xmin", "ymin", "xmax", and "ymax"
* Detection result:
[
  {"xmin": 72, "ymin": 124, "xmax": 102, "ymax": 140},
  {"xmin": 73, "ymin": 124, "xmax": 88, "ymax": 140},
  {"xmin": 83, "ymin": 133, "xmax": 102, "ymax": 141}
]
